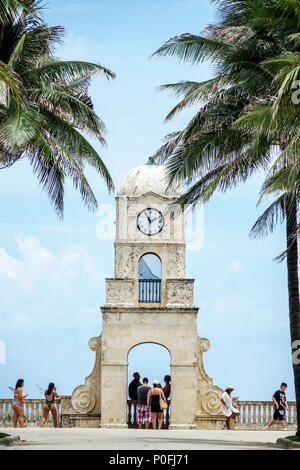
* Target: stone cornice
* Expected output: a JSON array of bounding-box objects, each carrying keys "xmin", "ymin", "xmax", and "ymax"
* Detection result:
[
  {"xmin": 100, "ymin": 306, "xmax": 199, "ymax": 314},
  {"xmin": 114, "ymin": 241, "xmax": 186, "ymax": 246}
]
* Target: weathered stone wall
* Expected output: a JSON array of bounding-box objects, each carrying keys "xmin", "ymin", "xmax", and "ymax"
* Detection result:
[
  {"xmin": 166, "ymin": 279, "xmax": 194, "ymax": 308},
  {"xmin": 100, "ymin": 306, "xmax": 198, "ymax": 429}
]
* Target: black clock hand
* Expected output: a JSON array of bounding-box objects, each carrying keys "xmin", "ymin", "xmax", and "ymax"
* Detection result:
[{"xmin": 150, "ymin": 215, "xmax": 162, "ymax": 223}]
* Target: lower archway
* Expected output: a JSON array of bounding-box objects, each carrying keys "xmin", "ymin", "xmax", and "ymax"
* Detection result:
[{"xmin": 127, "ymin": 343, "xmax": 171, "ymax": 429}]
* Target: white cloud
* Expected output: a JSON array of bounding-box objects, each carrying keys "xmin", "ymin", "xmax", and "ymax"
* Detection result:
[
  {"xmin": 0, "ymin": 234, "xmax": 105, "ymax": 328},
  {"xmin": 209, "ymin": 258, "xmax": 243, "ymax": 290},
  {"xmin": 198, "ymin": 292, "xmax": 287, "ymax": 338}
]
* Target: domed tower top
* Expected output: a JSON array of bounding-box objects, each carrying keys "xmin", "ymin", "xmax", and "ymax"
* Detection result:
[{"xmin": 116, "ymin": 162, "xmax": 184, "ymax": 198}]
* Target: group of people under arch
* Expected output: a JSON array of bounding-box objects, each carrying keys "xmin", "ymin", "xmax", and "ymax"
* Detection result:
[{"xmin": 128, "ymin": 372, "xmax": 171, "ymax": 429}]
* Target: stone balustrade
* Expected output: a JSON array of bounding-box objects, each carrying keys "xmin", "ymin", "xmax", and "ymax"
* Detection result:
[
  {"xmin": 0, "ymin": 398, "xmax": 61, "ymax": 427},
  {"xmin": 127, "ymin": 400, "xmax": 171, "ymax": 429},
  {"xmin": 0, "ymin": 398, "xmax": 297, "ymax": 430},
  {"xmin": 235, "ymin": 400, "xmax": 297, "ymax": 430}
]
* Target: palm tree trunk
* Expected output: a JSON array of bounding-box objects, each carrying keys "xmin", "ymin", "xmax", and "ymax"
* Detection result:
[{"xmin": 286, "ymin": 194, "xmax": 300, "ymax": 435}]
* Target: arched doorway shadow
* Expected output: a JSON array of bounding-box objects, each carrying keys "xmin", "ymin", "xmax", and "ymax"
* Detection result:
[{"xmin": 127, "ymin": 342, "xmax": 171, "ymax": 429}]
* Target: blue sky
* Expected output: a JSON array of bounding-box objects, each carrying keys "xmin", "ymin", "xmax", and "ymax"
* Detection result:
[{"xmin": 0, "ymin": 0, "xmax": 296, "ymax": 403}]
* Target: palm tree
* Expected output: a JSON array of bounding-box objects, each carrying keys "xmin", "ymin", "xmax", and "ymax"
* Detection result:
[
  {"xmin": 152, "ymin": 0, "xmax": 300, "ymax": 434},
  {"xmin": 0, "ymin": 0, "xmax": 116, "ymax": 217}
]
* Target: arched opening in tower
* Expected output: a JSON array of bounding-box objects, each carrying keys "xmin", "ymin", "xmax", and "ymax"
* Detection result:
[
  {"xmin": 127, "ymin": 343, "xmax": 171, "ymax": 429},
  {"xmin": 138, "ymin": 253, "xmax": 161, "ymax": 303}
]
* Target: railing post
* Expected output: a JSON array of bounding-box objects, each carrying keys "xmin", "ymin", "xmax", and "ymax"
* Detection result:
[
  {"xmin": 0, "ymin": 399, "xmax": 3, "ymax": 426},
  {"xmin": 133, "ymin": 400, "xmax": 137, "ymax": 427},
  {"xmin": 4, "ymin": 400, "xmax": 10, "ymax": 425},
  {"xmin": 262, "ymin": 402, "xmax": 267, "ymax": 425},
  {"xmin": 128, "ymin": 400, "xmax": 132, "ymax": 427},
  {"xmin": 252, "ymin": 403, "xmax": 257, "ymax": 427},
  {"xmin": 268, "ymin": 402, "xmax": 272, "ymax": 423}
]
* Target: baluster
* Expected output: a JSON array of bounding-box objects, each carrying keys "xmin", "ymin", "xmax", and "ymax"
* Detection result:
[
  {"xmin": 57, "ymin": 401, "xmax": 60, "ymax": 426},
  {"xmin": 257, "ymin": 402, "xmax": 261, "ymax": 426},
  {"xmin": 133, "ymin": 401, "xmax": 137, "ymax": 426},
  {"xmin": 35, "ymin": 400, "xmax": 38, "ymax": 425},
  {"xmin": 243, "ymin": 402, "xmax": 247, "ymax": 425},
  {"xmin": 292, "ymin": 403, "xmax": 296, "ymax": 424},
  {"xmin": 36, "ymin": 400, "xmax": 41, "ymax": 425},
  {"xmin": 262, "ymin": 403, "xmax": 267, "ymax": 425},
  {"xmin": 252, "ymin": 403, "xmax": 256, "ymax": 426},
  {"xmin": 128, "ymin": 400, "xmax": 132, "ymax": 427},
  {"xmin": 166, "ymin": 401, "xmax": 170, "ymax": 428},
  {"xmin": 237, "ymin": 402, "xmax": 242, "ymax": 424},
  {"xmin": 268, "ymin": 402, "xmax": 272, "ymax": 422},
  {"xmin": 0, "ymin": 400, "xmax": 3, "ymax": 426},
  {"xmin": 5, "ymin": 400, "xmax": 10, "ymax": 425},
  {"xmin": 30, "ymin": 399, "xmax": 34, "ymax": 424},
  {"xmin": 245, "ymin": 401, "xmax": 251, "ymax": 427},
  {"xmin": 39, "ymin": 400, "xmax": 42, "ymax": 425},
  {"xmin": 25, "ymin": 400, "xmax": 30, "ymax": 425},
  {"xmin": 239, "ymin": 403, "xmax": 243, "ymax": 425}
]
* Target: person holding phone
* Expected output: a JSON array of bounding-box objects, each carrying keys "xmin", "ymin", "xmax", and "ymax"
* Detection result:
[{"xmin": 40, "ymin": 382, "xmax": 60, "ymax": 428}]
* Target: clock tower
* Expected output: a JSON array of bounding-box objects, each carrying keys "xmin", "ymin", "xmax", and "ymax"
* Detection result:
[{"xmin": 63, "ymin": 162, "xmax": 224, "ymax": 430}]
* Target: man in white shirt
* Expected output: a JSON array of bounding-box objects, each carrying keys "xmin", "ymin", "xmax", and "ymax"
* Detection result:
[{"xmin": 220, "ymin": 385, "xmax": 240, "ymax": 430}]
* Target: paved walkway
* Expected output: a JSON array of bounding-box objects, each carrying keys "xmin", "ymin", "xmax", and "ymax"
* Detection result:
[{"xmin": 0, "ymin": 428, "xmax": 291, "ymax": 450}]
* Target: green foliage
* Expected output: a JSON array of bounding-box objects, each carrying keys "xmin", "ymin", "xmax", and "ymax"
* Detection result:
[
  {"xmin": 286, "ymin": 435, "xmax": 300, "ymax": 441},
  {"xmin": 0, "ymin": 0, "xmax": 115, "ymax": 217},
  {"xmin": 152, "ymin": 0, "xmax": 299, "ymax": 243}
]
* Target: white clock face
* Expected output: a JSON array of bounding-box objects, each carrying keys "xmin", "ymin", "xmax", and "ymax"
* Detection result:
[{"xmin": 137, "ymin": 208, "xmax": 164, "ymax": 236}]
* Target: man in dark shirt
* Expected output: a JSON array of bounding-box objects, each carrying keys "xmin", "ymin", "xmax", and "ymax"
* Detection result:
[
  {"xmin": 128, "ymin": 372, "xmax": 141, "ymax": 401},
  {"xmin": 137, "ymin": 378, "xmax": 151, "ymax": 429},
  {"xmin": 264, "ymin": 382, "xmax": 289, "ymax": 430}
]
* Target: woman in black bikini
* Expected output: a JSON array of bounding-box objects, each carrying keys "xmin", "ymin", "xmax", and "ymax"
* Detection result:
[
  {"xmin": 147, "ymin": 380, "xmax": 167, "ymax": 429},
  {"xmin": 40, "ymin": 382, "xmax": 59, "ymax": 428}
]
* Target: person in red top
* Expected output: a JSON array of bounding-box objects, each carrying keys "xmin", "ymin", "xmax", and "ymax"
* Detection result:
[{"xmin": 264, "ymin": 383, "xmax": 289, "ymax": 430}]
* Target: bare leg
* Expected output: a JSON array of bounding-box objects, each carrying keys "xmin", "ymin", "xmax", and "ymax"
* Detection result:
[
  {"xmin": 14, "ymin": 404, "xmax": 24, "ymax": 428},
  {"xmin": 145, "ymin": 422, "xmax": 149, "ymax": 429},
  {"xmin": 40, "ymin": 406, "xmax": 50, "ymax": 427},
  {"xmin": 267, "ymin": 419, "xmax": 276, "ymax": 428},
  {"xmin": 138, "ymin": 422, "xmax": 142, "ymax": 429},
  {"xmin": 280, "ymin": 420, "xmax": 287, "ymax": 429},
  {"xmin": 13, "ymin": 406, "xmax": 18, "ymax": 428},
  {"xmin": 50, "ymin": 405, "xmax": 58, "ymax": 428},
  {"xmin": 18, "ymin": 405, "xmax": 25, "ymax": 428},
  {"xmin": 152, "ymin": 413, "xmax": 157, "ymax": 429},
  {"xmin": 226, "ymin": 417, "xmax": 231, "ymax": 430},
  {"xmin": 158, "ymin": 412, "xmax": 163, "ymax": 429}
]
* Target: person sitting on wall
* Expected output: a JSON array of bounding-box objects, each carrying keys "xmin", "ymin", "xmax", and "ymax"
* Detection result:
[
  {"xmin": 220, "ymin": 385, "xmax": 240, "ymax": 430},
  {"xmin": 128, "ymin": 372, "xmax": 141, "ymax": 401}
]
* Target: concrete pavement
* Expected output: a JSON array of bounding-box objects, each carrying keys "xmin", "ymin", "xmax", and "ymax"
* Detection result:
[{"xmin": 0, "ymin": 428, "xmax": 293, "ymax": 450}]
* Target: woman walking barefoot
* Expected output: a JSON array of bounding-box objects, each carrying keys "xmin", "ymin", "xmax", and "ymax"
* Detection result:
[
  {"xmin": 147, "ymin": 380, "xmax": 167, "ymax": 429},
  {"xmin": 40, "ymin": 383, "xmax": 59, "ymax": 428},
  {"xmin": 13, "ymin": 379, "xmax": 28, "ymax": 428}
]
